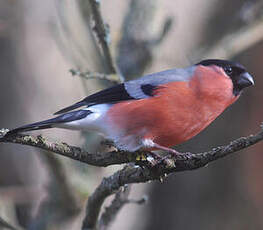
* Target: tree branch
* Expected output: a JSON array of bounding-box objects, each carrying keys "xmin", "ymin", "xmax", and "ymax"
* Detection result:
[
  {"xmin": 1, "ymin": 125, "xmax": 263, "ymax": 169},
  {"xmin": 1, "ymin": 126, "xmax": 263, "ymax": 229},
  {"xmin": 70, "ymin": 69, "xmax": 120, "ymax": 84},
  {"xmin": 81, "ymin": 125, "xmax": 263, "ymax": 229},
  {"xmin": 97, "ymin": 185, "xmax": 131, "ymax": 230},
  {"xmin": 97, "ymin": 185, "xmax": 146, "ymax": 230},
  {"xmin": 88, "ymin": 0, "xmax": 122, "ymax": 80},
  {"xmin": 0, "ymin": 130, "xmax": 138, "ymax": 167}
]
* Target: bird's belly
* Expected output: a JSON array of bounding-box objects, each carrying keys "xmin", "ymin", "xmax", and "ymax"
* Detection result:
[
  {"xmin": 149, "ymin": 111, "xmax": 214, "ymax": 147},
  {"xmin": 105, "ymin": 96, "xmax": 226, "ymax": 151}
]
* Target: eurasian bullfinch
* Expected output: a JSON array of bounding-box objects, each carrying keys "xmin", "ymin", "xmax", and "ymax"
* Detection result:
[{"xmin": 7, "ymin": 59, "xmax": 254, "ymax": 155}]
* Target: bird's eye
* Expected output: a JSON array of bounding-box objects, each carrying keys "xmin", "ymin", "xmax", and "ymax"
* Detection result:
[{"xmin": 224, "ymin": 66, "xmax": 233, "ymax": 75}]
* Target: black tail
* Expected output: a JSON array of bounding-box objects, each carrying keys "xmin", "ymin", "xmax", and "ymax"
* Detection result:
[{"xmin": 6, "ymin": 110, "xmax": 92, "ymax": 136}]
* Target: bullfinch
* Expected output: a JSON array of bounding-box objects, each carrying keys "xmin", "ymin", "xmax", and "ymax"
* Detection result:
[{"xmin": 6, "ymin": 59, "xmax": 254, "ymax": 155}]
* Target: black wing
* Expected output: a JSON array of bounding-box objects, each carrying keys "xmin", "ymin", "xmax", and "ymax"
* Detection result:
[
  {"xmin": 55, "ymin": 82, "xmax": 159, "ymax": 115},
  {"xmin": 54, "ymin": 83, "xmax": 136, "ymax": 115}
]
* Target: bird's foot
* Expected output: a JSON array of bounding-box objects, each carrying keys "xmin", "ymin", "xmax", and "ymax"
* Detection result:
[
  {"xmin": 151, "ymin": 142, "xmax": 194, "ymax": 159},
  {"xmin": 151, "ymin": 143, "xmax": 182, "ymax": 157},
  {"xmin": 135, "ymin": 151, "xmax": 164, "ymax": 167},
  {"xmin": 145, "ymin": 152, "xmax": 175, "ymax": 168},
  {"xmin": 135, "ymin": 152, "xmax": 148, "ymax": 162}
]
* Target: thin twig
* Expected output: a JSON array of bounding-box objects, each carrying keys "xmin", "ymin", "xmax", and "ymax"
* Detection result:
[
  {"xmin": 97, "ymin": 185, "xmax": 131, "ymax": 230},
  {"xmin": 70, "ymin": 69, "xmax": 120, "ymax": 84},
  {"xmin": 97, "ymin": 185, "xmax": 146, "ymax": 230},
  {"xmin": 126, "ymin": 196, "xmax": 147, "ymax": 205},
  {"xmin": 88, "ymin": 0, "xmax": 119, "ymax": 77}
]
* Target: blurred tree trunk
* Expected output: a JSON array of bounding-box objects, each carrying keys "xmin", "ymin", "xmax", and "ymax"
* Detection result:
[
  {"xmin": 241, "ymin": 41, "xmax": 263, "ymax": 229},
  {"xmin": 0, "ymin": 1, "xmax": 43, "ymax": 227}
]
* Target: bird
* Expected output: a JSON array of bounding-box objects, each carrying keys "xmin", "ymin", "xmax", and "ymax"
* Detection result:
[{"xmin": 6, "ymin": 59, "xmax": 254, "ymax": 155}]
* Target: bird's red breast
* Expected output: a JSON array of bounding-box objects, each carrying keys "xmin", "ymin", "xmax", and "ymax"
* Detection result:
[{"xmin": 106, "ymin": 65, "xmax": 238, "ymax": 148}]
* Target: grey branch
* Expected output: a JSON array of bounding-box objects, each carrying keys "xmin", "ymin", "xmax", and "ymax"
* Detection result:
[
  {"xmin": 1, "ymin": 126, "xmax": 263, "ymax": 168},
  {"xmin": 1, "ymin": 126, "xmax": 263, "ymax": 229},
  {"xmin": 70, "ymin": 69, "xmax": 120, "ymax": 84},
  {"xmin": 0, "ymin": 130, "xmax": 138, "ymax": 167},
  {"xmin": 97, "ymin": 185, "xmax": 146, "ymax": 230},
  {"xmin": 88, "ymin": 0, "xmax": 119, "ymax": 77},
  {"xmin": 97, "ymin": 185, "xmax": 131, "ymax": 230}
]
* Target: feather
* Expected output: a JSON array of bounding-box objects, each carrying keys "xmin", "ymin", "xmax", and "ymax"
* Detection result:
[
  {"xmin": 7, "ymin": 110, "xmax": 92, "ymax": 135},
  {"xmin": 54, "ymin": 66, "xmax": 196, "ymax": 114},
  {"xmin": 54, "ymin": 84, "xmax": 134, "ymax": 115}
]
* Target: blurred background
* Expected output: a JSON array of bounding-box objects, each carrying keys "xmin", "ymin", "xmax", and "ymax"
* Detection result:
[{"xmin": 0, "ymin": 0, "xmax": 263, "ymax": 229}]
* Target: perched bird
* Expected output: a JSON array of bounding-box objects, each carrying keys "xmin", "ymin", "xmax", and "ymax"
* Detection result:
[{"xmin": 7, "ymin": 59, "xmax": 254, "ymax": 155}]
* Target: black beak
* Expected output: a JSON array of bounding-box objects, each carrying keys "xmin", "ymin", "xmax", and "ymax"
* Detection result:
[{"xmin": 237, "ymin": 72, "xmax": 254, "ymax": 89}]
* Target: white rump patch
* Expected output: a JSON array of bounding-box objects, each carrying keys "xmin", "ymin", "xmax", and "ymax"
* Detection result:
[
  {"xmin": 142, "ymin": 139, "xmax": 155, "ymax": 148},
  {"xmin": 55, "ymin": 104, "xmax": 112, "ymax": 134}
]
